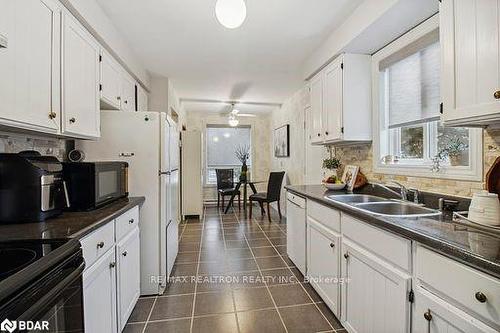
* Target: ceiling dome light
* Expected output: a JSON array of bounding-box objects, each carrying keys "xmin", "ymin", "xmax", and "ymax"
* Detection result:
[{"xmin": 215, "ymin": 0, "xmax": 247, "ymax": 29}]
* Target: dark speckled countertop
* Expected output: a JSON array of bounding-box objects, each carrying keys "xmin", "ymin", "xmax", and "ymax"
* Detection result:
[
  {"xmin": 285, "ymin": 184, "xmax": 500, "ymax": 279},
  {"xmin": 0, "ymin": 197, "xmax": 145, "ymax": 242}
]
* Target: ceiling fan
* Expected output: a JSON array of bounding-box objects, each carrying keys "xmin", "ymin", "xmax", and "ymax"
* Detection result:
[{"xmin": 221, "ymin": 103, "xmax": 256, "ymax": 126}]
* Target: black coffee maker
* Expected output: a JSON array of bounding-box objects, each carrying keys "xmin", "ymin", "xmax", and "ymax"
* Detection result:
[{"xmin": 0, "ymin": 151, "xmax": 70, "ymax": 223}]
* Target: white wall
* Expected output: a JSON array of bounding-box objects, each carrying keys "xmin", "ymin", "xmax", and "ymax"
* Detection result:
[{"xmin": 59, "ymin": 0, "xmax": 150, "ymax": 89}]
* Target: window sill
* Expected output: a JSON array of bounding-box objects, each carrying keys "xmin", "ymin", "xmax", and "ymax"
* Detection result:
[{"xmin": 373, "ymin": 163, "xmax": 483, "ymax": 182}]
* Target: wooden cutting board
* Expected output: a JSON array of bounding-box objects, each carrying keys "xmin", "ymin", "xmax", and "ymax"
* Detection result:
[{"xmin": 486, "ymin": 156, "xmax": 500, "ymax": 197}]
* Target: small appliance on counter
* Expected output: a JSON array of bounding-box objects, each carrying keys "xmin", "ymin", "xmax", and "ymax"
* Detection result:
[
  {"xmin": 0, "ymin": 151, "xmax": 70, "ymax": 223},
  {"xmin": 62, "ymin": 161, "xmax": 128, "ymax": 211}
]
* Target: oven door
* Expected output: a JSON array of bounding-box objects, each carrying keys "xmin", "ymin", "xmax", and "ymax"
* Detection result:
[{"xmin": 94, "ymin": 163, "xmax": 127, "ymax": 207}]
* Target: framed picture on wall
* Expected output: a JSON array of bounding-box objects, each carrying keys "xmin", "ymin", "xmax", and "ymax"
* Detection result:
[{"xmin": 274, "ymin": 124, "xmax": 290, "ymax": 157}]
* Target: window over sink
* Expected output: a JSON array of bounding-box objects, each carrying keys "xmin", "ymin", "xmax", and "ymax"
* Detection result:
[{"xmin": 372, "ymin": 15, "xmax": 483, "ymax": 181}]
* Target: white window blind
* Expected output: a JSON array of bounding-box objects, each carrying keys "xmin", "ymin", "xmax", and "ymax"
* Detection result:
[{"xmin": 380, "ymin": 30, "xmax": 441, "ymax": 129}]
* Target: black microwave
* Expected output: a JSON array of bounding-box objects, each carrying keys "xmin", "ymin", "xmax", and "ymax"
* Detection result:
[{"xmin": 62, "ymin": 162, "xmax": 128, "ymax": 211}]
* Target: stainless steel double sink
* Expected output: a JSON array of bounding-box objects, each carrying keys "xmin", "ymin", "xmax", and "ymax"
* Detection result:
[{"xmin": 325, "ymin": 194, "xmax": 442, "ymax": 218}]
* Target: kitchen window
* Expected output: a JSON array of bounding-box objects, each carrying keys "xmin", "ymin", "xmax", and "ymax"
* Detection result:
[
  {"xmin": 372, "ymin": 16, "xmax": 482, "ymax": 181},
  {"xmin": 205, "ymin": 125, "xmax": 252, "ymax": 185}
]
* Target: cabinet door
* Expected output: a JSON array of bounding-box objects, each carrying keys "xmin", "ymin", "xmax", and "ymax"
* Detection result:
[
  {"xmin": 413, "ymin": 287, "xmax": 497, "ymax": 333},
  {"xmin": 323, "ymin": 59, "xmax": 343, "ymax": 141},
  {"xmin": 117, "ymin": 227, "xmax": 140, "ymax": 331},
  {"xmin": 286, "ymin": 198, "xmax": 306, "ymax": 274},
  {"xmin": 61, "ymin": 13, "xmax": 100, "ymax": 138},
  {"xmin": 341, "ymin": 240, "xmax": 411, "ymax": 333},
  {"xmin": 100, "ymin": 51, "xmax": 121, "ymax": 110},
  {"xmin": 0, "ymin": 0, "xmax": 60, "ymax": 133},
  {"xmin": 307, "ymin": 217, "xmax": 340, "ymax": 316},
  {"xmin": 441, "ymin": 0, "xmax": 500, "ymax": 124},
  {"xmin": 309, "ymin": 73, "xmax": 324, "ymax": 144},
  {"xmin": 120, "ymin": 73, "xmax": 135, "ymax": 112},
  {"xmin": 83, "ymin": 248, "xmax": 117, "ymax": 333}
]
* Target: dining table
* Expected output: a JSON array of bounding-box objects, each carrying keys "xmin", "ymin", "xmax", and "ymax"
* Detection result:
[{"xmin": 224, "ymin": 178, "xmax": 266, "ymax": 215}]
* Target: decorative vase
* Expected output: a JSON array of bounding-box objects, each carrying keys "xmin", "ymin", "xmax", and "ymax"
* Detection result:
[
  {"xmin": 240, "ymin": 161, "xmax": 248, "ymax": 182},
  {"xmin": 449, "ymin": 154, "xmax": 462, "ymax": 166}
]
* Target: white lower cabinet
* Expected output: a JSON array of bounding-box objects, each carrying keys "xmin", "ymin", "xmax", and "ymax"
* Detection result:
[
  {"xmin": 341, "ymin": 240, "xmax": 411, "ymax": 333},
  {"xmin": 82, "ymin": 206, "xmax": 141, "ymax": 333},
  {"xmin": 413, "ymin": 287, "xmax": 498, "ymax": 333},
  {"xmin": 83, "ymin": 247, "xmax": 117, "ymax": 333},
  {"xmin": 116, "ymin": 227, "xmax": 140, "ymax": 331},
  {"xmin": 307, "ymin": 217, "xmax": 340, "ymax": 316}
]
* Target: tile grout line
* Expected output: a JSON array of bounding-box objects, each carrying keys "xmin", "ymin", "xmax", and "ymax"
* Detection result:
[
  {"xmin": 231, "ymin": 208, "xmax": 289, "ymax": 333},
  {"xmin": 219, "ymin": 206, "xmax": 241, "ymax": 333},
  {"xmin": 140, "ymin": 296, "xmax": 157, "ymax": 333},
  {"xmin": 189, "ymin": 206, "xmax": 206, "ymax": 333},
  {"xmin": 247, "ymin": 207, "xmax": 336, "ymax": 332}
]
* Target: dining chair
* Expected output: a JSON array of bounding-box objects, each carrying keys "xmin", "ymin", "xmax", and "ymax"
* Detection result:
[
  {"xmin": 249, "ymin": 171, "xmax": 285, "ymax": 222},
  {"xmin": 215, "ymin": 169, "xmax": 241, "ymax": 210}
]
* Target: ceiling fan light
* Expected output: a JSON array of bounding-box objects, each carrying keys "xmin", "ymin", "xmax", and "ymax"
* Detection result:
[
  {"xmin": 215, "ymin": 0, "xmax": 247, "ymax": 29},
  {"xmin": 228, "ymin": 117, "xmax": 239, "ymax": 127}
]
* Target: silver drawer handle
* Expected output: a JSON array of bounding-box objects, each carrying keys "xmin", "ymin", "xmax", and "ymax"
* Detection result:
[{"xmin": 97, "ymin": 241, "xmax": 105, "ymax": 249}]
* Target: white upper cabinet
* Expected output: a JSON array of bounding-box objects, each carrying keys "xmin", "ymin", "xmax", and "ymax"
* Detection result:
[
  {"xmin": 61, "ymin": 13, "xmax": 100, "ymax": 138},
  {"xmin": 440, "ymin": 0, "xmax": 500, "ymax": 126},
  {"xmin": 0, "ymin": 0, "xmax": 60, "ymax": 133},
  {"xmin": 120, "ymin": 72, "xmax": 136, "ymax": 112},
  {"xmin": 308, "ymin": 53, "xmax": 372, "ymax": 145},
  {"xmin": 100, "ymin": 50, "xmax": 122, "ymax": 110}
]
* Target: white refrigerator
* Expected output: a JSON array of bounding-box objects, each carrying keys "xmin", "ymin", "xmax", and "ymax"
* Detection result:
[{"xmin": 78, "ymin": 111, "xmax": 179, "ymax": 295}]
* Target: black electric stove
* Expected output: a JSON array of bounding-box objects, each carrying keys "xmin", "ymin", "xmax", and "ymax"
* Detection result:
[{"xmin": 0, "ymin": 239, "xmax": 85, "ymax": 332}]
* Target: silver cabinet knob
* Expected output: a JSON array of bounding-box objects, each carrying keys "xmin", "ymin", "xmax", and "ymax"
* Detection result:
[
  {"xmin": 494, "ymin": 90, "xmax": 500, "ymax": 99},
  {"xmin": 97, "ymin": 241, "xmax": 105, "ymax": 249},
  {"xmin": 423, "ymin": 310, "xmax": 432, "ymax": 322},
  {"xmin": 122, "ymin": 251, "xmax": 128, "ymax": 257},
  {"xmin": 48, "ymin": 111, "xmax": 57, "ymax": 119},
  {"xmin": 109, "ymin": 262, "xmax": 116, "ymax": 268},
  {"xmin": 129, "ymin": 219, "xmax": 135, "ymax": 224},
  {"xmin": 475, "ymin": 292, "xmax": 487, "ymax": 303},
  {"xmin": 69, "ymin": 117, "xmax": 76, "ymax": 124},
  {"xmin": 344, "ymin": 253, "xmax": 349, "ymax": 259},
  {"xmin": 329, "ymin": 243, "xmax": 335, "ymax": 248}
]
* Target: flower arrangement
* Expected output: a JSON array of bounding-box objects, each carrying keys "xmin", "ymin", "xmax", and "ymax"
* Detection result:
[
  {"xmin": 431, "ymin": 133, "xmax": 469, "ymax": 172},
  {"xmin": 235, "ymin": 144, "xmax": 250, "ymax": 181}
]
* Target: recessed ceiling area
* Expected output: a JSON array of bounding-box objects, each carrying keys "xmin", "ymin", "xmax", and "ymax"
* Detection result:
[{"xmin": 95, "ymin": 0, "xmax": 364, "ymax": 111}]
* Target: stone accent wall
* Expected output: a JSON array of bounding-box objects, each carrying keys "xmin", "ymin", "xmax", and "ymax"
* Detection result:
[
  {"xmin": 335, "ymin": 128, "xmax": 500, "ymax": 197},
  {"xmin": 0, "ymin": 132, "xmax": 67, "ymax": 160}
]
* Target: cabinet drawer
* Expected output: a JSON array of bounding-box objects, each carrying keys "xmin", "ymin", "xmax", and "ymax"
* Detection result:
[
  {"xmin": 307, "ymin": 200, "xmax": 340, "ymax": 233},
  {"xmin": 287, "ymin": 192, "xmax": 305, "ymax": 208},
  {"xmin": 416, "ymin": 246, "xmax": 500, "ymax": 328},
  {"xmin": 81, "ymin": 221, "xmax": 115, "ymax": 268},
  {"xmin": 342, "ymin": 214, "xmax": 411, "ymax": 272},
  {"xmin": 116, "ymin": 206, "xmax": 139, "ymax": 241}
]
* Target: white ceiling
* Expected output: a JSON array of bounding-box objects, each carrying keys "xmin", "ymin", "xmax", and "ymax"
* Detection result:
[{"xmin": 95, "ymin": 0, "xmax": 364, "ymax": 111}]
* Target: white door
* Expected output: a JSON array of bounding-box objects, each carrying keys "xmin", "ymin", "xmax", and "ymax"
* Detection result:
[
  {"xmin": 323, "ymin": 58, "xmax": 343, "ymax": 141},
  {"xmin": 120, "ymin": 73, "xmax": 135, "ymax": 112},
  {"xmin": 100, "ymin": 50, "xmax": 121, "ymax": 110},
  {"xmin": 0, "ymin": 0, "xmax": 60, "ymax": 133},
  {"xmin": 413, "ymin": 287, "xmax": 498, "ymax": 333},
  {"xmin": 83, "ymin": 248, "xmax": 117, "ymax": 333},
  {"xmin": 341, "ymin": 240, "xmax": 411, "ymax": 333},
  {"xmin": 61, "ymin": 13, "xmax": 100, "ymax": 138},
  {"xmin": 304, "ymin": 106, "xmax": 325, "ymax": 184},
  {"xmin": 310, "ymin": 72, "xmax": 324, "ymax": 144},
  {"xmin": 286, "ymin": 196, "xmax": 306, "ymax": 274},
  {"xmin": 307, "ymin": 217, "xmax": 340, "ymax": 317},
  {"xmin": 441, "ymin": 0, "xmax": 500, "ymax": 123},
  {"xmin": 117, "ymin": 228, "xmax": 140, "ymax": 331}
]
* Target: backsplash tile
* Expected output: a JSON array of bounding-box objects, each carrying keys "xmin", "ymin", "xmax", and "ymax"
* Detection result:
[
  {"xmin": 335, "ymin": 128, "xmax": 500, "ymax": 198},
  {"xmin": 0, "ymin": 132, "xmax": 67, "ymax": 160}
]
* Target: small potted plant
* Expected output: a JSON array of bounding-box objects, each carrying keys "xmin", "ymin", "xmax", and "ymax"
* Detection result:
[
  {"xmin": 322, "ymin": 156, "xmax": 344, "ymax": 190},
  {"xmin": 235, "ymin": 145, "xmax": 250, "ymax": 181},
  {"xmin": 431, "ymin": 133, "xmax": 468, "ymax": 171}
]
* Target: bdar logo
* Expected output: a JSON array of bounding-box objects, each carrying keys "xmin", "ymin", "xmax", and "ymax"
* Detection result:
[{"xmin": 0, "ymin": 319, "xmax": 16, "ymax": 333}]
